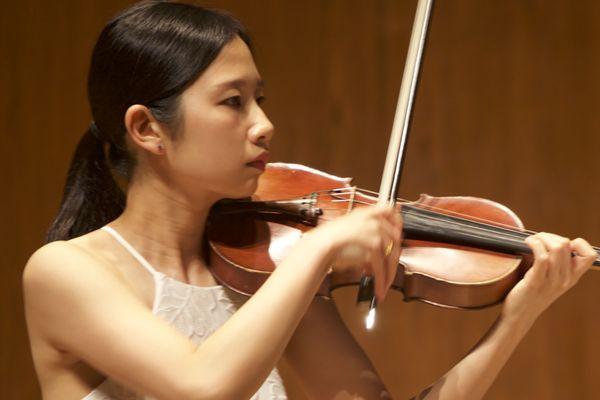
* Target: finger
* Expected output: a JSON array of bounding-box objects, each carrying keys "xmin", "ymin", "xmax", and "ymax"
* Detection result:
[
  {"xmin": 380, "ymin": 219, "xmax": 401, "ymax": 291},
  {"xmin": 536, "ymin": 233, "xmax": 568, "ymax": 283},
  {"xmin": 570, "ymin": 237, "xmax": 597, "ymax": 278},
  {"xmin": 370, "ymin": 203, "xmax": 394, "ymax": 217},
  {"xmin": 386, "ymin": 237, "xmax": 401, "ymax": 291},
  {"xmin": 524, "ymin": 235, "xmax": 550, "ymax": 285},
  {"xmin": 380, "ymin": 218, "xmax": 401, "ymax": 244},
  {"xmin": 370, "ymin": 238, "xmax": 388, "ymax": 303},
  {"xmin": 362, "ymin": 260, "xmax": 374, "ymax": 278},
  {"xmin": 390, "ymin": 205, "xmax": 403, "ymax": 290},
  {"xmin": 382, "ymin": 205, "xmax": 404, "ymax": 231},
  {"xmin": 537, "ymin": 232, "xmax": 571, "ymax": 283}
]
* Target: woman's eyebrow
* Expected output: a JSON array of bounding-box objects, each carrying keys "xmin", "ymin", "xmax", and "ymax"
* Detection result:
[{"xmin": 212, "ymin": 78, "xmax": 265, "ymax": 91}]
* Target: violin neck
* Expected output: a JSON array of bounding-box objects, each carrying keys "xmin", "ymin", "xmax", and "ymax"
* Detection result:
[{"xmin": 400, "ymin": 205, "xmax": 600, "ymax": 267}]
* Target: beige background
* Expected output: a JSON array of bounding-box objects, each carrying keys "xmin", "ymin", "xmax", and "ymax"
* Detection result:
[{"xmin": 2, "ymin": 0, "xmax": 600, "ymax": 398}]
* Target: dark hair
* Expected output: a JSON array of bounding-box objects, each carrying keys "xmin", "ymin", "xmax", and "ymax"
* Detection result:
[{"xmin": 46, "ymin": 0, "xmax": 251, "ymax": 242}]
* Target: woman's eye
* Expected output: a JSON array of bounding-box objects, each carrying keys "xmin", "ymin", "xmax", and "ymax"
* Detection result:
[
  {"xmin": 256, "ymin": 95, "xmax": 266, "ymax": 105},
  {"xmin": 223, "ymin": 96, "xmax": 242, "ymax": 107}
]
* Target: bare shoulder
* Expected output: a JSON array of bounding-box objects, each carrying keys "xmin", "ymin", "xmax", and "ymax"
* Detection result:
[
  {"xmin": 23, "ymin": 239, "xmax": 119, "ymax": 297},
  {"xmin": 22, "ymin": 239, "xmax": 136, "ymax": 345},
  {"xmin": 25, "ymin": 240, "xmax": 92, "ymax": 288},
  {"xmin": 22, "ymin": 239, "xmax": 202, "ymax": 399}
]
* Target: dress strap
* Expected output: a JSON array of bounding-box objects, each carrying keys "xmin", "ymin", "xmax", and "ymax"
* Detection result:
[{"xmin": 101, "ymin": 226, "xmax": 161, "ymax": 277}]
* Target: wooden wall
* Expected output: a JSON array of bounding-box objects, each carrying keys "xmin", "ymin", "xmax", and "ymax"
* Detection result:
[{"xmin": 2, "ymin": 0, "xmax": 600, "ymax": 398}]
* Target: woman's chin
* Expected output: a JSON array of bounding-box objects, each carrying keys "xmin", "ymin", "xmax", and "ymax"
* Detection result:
[
  {"xmin": 223, "ymin": 177, "xmax": 259, "ymax": 199},
  {"xmin": 241, "ymin": 178, "xmax": 260, "ymax": 197}
]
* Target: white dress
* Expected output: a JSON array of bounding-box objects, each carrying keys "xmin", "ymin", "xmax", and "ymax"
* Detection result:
[{"xmin": 82, "ymin": 226, "xmax": 287, "ymax": 400}]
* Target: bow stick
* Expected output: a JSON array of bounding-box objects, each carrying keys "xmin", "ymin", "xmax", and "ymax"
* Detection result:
[{"xmin": 357, "ymin": 0, "xmax": 435, "ymax": 329}]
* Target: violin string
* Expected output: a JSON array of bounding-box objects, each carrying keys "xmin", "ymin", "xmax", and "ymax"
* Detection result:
[
  {"xmin": 241, "ymin": 186, "xmax": 598, "ymax": 255},
  {"xmin": 336, "ymin": 196, "xmax": 562, "ymax": 247},
  {"xmin": 328, "ymin": 188, "xmax": 544, "ymax": 242},
  {"xmin": 316, "ymin": 211, "xmax": 600, "ymax": 268},
  {"xmin": 320, "ymin": 192, "xmax": 600, "ymax": 255},
  {"xmin": 311, "ymin": 192, "xmax": 600, "ymax": 263},
  {"xmin": 353, "ymin": 186, "xmax": 562, "ymax": 239},
  {"xmin": 319, "ymin": 204, "xmax": 584, "ymax": 258},
  {"xmin": 317, "ymin": 207, "xmax": 530, "ymax": 249},
  {"xmin": 311, "ymin": 187, "xmax": 600, "ymax": 255},
  {"xmin": 331, "ymin": 193, "xmax": 524, "ymax": 237},
  {"xmin": 330, "ymin": 187, "xmax": 537, "ymax": 235},
  {"xmin": 327, "ymin": 194, "xmax": 531, "ymax": 244},
  {"xmin": 325, "ymin": 187, "xmax": 600, "ymax": 249}
]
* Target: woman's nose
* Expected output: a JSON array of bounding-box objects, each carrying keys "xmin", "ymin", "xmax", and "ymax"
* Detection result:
[{"xmin": 248, "ymin": 108, "xmax": 274, "ymax": 147}]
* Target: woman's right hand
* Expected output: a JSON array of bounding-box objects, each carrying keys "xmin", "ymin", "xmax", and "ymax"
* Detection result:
[{"xmin": 304, "ymin": 205, "xmax": 403, "ymax": 303}]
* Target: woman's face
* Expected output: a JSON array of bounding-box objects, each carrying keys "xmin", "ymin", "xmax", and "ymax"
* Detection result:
[{"xmin": 163, "ymin": 36, "xmax": 274, "ymax": 202}]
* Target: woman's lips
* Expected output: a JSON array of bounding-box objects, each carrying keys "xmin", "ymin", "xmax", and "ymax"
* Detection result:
[
  {"xmin": 247, "ymin": 160, "xmax": 266, "ymax": 171},
  {"xmin": 247, "ymin": 152, "xmax": 269, "ymax": 171}
]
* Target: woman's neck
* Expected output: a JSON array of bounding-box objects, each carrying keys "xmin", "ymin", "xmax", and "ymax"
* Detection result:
[{"xmin": 109, "ymin": 175, "xmax": 219, "ymax": 278}]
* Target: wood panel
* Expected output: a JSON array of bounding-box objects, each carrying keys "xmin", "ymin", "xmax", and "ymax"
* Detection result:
[{"xmin": 2, "ymin": 1, "xmax": 599, "ymax": 398}]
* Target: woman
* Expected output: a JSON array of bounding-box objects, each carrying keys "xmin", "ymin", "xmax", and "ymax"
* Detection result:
[{"xmin": 22, "ymin": 1, "xmax": 597, "ymax": 399}]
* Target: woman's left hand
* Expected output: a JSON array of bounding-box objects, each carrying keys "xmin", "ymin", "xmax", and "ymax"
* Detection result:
[{"xmin": 501, "ymin": 232, "xmax": 597, "ymax": 324}]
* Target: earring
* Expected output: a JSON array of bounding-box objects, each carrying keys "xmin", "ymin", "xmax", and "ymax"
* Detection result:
[{"xmin": 157, "ymin": 143, "xmax": 163, "ymax": 152}]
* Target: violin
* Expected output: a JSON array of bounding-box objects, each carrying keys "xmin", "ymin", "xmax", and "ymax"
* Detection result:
[
  {"xmin": 208, "ymin": 0, "xmax": 600, "ymax": 315},
  {"xmin": 206, "ymin": 163, "xmax": 600, "ymax": 309}
]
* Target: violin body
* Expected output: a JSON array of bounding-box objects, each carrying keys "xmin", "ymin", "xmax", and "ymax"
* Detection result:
[
  {"xmin": 391, "ymin": 195, "xmax": 527, "ymax": 309},
  {"xmin": 207, "ymin": 163, "xmax": 532, "ymax": 309}
]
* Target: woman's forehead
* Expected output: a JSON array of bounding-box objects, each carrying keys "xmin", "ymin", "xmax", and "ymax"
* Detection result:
[{"xmin": 198, "ymin": 37, "xmax": 263, "ymax": 92}]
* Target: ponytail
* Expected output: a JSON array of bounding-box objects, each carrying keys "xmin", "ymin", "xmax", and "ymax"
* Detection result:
[{"xmin": 46, "ymin": 123, "xmax": 126, "ymax": 242}]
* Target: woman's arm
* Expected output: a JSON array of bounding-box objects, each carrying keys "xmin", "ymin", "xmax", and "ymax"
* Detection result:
[
  {"xmin": 24, "ymin": 234, "xmax": 328, "ymax": 400},
  {"xmin": 411, "ymin": 312, "xmax": 532, "ymax": 400},
  {"xmin": 283, "ymin": 297, "xmax": 391, "ymax": 399},
  {"xmin": 412, "ymin": 234, "xmax": 597, "ymax": 400},
  {"xmin": 24, "ymin": 206, "xmax": 402, "ymax": 400}
]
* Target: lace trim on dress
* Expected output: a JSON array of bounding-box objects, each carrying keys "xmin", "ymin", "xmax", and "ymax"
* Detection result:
[{"xmin": 82, "ymin": 226, "xmax": 287, "ymax": 399}]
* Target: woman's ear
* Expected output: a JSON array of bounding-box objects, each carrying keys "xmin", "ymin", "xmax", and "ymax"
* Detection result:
[{"xmin": 124, "ymin": 104, "xmax": 166, "ymax": 155}]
